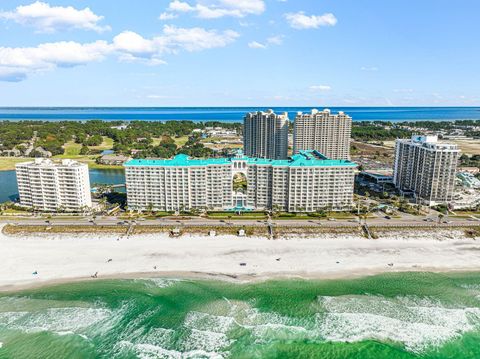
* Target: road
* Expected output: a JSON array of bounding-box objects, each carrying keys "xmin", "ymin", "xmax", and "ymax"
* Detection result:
[{"xmin": 1, "ymin": 214, "xmax": 478, "ymax": 228}]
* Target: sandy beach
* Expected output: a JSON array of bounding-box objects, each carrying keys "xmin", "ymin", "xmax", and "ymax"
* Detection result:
[{"xmin": 1, "ymin": 227, "xmax": 480, "ymax": 291}]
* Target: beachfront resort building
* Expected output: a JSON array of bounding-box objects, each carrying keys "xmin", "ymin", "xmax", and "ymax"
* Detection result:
[
  {"xmin": 293, "ymin": 109, "xmax": 352, "ymax": 160},
  {"xmin": 243, "ymin": 109, "xmax": 289, "ymax": 160},
  {"xmin": 393, "ymin": 135, "xmax": 460, "ymax": 206},
  {"xmin": 125, "ymin": 150, "xmax": 356, "ymax": 212},
  {"xmin": 15, "ymin": 159, "xmax": 92, "ymax": 212}
]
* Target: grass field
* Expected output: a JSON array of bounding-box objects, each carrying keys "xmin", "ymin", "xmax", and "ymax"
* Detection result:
[
  {"xmin": 89, "ymin": 136, "xmax": 114, "ymax": 151},
  {"xmin": 62, "ymin": 141, "xmax": 82, "ymax": 156},
  {"xmin": 61, "ymin": 137, "xmax": 114, "ymax": 157},
  {"xmin": 174, "ymin": 135, "xmax": 189, "ymax": 147},
  {"xmin": 351, "ymin": 141, "xmax": 393, "ymax": 156},
  {"xmin": 207, "ymin": 212, "xmax": 268, "ymax": 220},
  {"xmin": 449, "ymin": 139, "xmax": 480, "ymax": 155},
  {"xmin": 0, "ymin": 157, "xmax": 31, "ymax": 171},
  {"xmin": 385, "ymin": 139, "xmax": 480, "ymax": 155}
]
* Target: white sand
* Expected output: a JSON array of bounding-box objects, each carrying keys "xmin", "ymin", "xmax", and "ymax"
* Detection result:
[{"xmin": 1, "ymin": 228, "xmax": 479, "ymax": 290}]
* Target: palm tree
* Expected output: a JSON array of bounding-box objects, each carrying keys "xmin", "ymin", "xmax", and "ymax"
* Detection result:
[
  {"xmin": 147, "ymin": 202, "xmax": 154, "ymax": 215},
  {"xmin": 438, "ymin": 213, "xmax": 444, "ymax": 224}
]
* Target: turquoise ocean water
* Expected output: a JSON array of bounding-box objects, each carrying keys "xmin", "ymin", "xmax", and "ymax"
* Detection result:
[
  {"xmin": 0, "ymin": 107, "xmax": 479, "ymax": 122},
  {"xmin": 2, "ymin": 272, "xmax": 480, "ymax": 358}
]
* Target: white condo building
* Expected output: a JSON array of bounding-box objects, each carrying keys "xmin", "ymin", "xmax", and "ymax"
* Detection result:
[
  {"xmin": 294, "ymin": 109, "xmax": 352, "ymax": 160},
  {"xmin": 243, "ymin": 110, "xmax": 289, "ymax": 160},
  {"xmin": 15, "ymin": 159, "xmax": 92, "ymax": 212},
  {"xmin": 393, "ymin": 135, "xmax": 460, "ymax": 206},
  {"xmin": 125, "ymin": 151, "xmax": 356, "ymax": 213}
]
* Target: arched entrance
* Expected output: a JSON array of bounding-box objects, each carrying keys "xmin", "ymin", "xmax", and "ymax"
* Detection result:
[
  {"xmin": 233, "ymin": 172, "xmax": 247, "ymax": 194},
  {"xmin": 232, "ymin": 172, "xmax": 248, "ymax": 209}
]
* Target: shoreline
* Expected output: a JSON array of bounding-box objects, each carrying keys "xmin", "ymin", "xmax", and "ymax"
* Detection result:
[
  {"xmin": 3, "ymin": 267, "xmax": 480, "ymax": 294},
  {"xmin": 1, "ymin": 227, "xmax": 479, "ymax": 293}
]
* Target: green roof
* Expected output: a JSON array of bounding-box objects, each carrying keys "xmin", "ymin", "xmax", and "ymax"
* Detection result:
[
  {"xmin": 125, "ymin": 150, "xmax": 357, "ymax": 168},
  {"xmin": 125, "ymin": 153, "xmax": 231, "ymax": 167}
]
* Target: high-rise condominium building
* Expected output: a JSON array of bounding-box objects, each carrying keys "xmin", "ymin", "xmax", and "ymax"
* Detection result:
[
  {"xmin": 393, "ymin": 135, "xmax": 460, "ymax": 206},
  {"xmin": 293, "ymin": 109, "xmax": 352, "ymax": 160},
  {"xmin": 243, "ymin": 109, "xmax": 289, "ymax": 160},
  {"xmin": 125, "ymin": 151, "xmax": 356, "ymax": 213},
  {"xmin": 15, "ymin": 158, "xmax": 92, "ymax": 212}
]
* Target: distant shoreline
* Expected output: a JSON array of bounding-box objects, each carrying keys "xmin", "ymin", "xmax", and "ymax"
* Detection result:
[{"xmin": 0, "ymin": 106, "xmax": 479, "ymax": 122}]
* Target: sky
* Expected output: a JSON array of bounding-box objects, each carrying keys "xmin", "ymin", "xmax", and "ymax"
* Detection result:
[{"xmin": 0, "ymin": 0, "xmax": 479, "ymax": 107}]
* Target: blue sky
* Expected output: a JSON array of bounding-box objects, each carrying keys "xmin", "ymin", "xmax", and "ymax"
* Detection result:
[{"xmin": 0, "ymin": 0, "xmax": 479, "ymax": 106}]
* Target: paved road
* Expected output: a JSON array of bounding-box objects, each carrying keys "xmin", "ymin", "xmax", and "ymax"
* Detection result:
[{"xmin": 1, "ymin": 214, "xmax": 478, "ymax": 228}]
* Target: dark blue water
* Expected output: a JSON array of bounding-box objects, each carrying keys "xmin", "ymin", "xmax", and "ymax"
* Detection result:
[
  {"xmin": 0, "ymin": 107, "xmax": 479, "ymax": 122},
  {"xmin": 0, "ymin": 169, "xmax": 125, "ymax": 203}
]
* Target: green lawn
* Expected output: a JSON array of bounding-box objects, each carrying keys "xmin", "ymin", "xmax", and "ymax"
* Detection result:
[
  {"xmin": 0, "ymin": 157, "xmax": 31, "ymax": 171},
  {"xmin": 63, "ymin": 141, "xmax": 82, "ymax": 156},
  {"xmin": 89, "ymin": 136, "xmax": 114, "ymax": 151},
  {"xmin": 207, "ymin": 211, "xmax": 267, "ymax": 220},
  {"xmin": 275, "ymin": 212, "xmax": 356, "ymax": 220},
  {"xmin": 174, "ymin": 136, "xmax": 189, "ymax": 147},
  {"xmin": 151, "ymin": 138, "xmax": 162, "ymax": 146},
  {"xmin": 1, "ymin": 208, "xmax": 31, "ymax": 214}
]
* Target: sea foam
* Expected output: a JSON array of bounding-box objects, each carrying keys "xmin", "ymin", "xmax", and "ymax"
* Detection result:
[
  {"xmin": 316, "ymin": 295, "xmax": 480, "ymax": 352},
  {"xmin": 5, "ymin": 307, "xmax": 112, "ymax": 334}
]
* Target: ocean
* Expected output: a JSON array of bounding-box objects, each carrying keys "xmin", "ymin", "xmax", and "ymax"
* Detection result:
[
  {"xmin": 1, "ymin": 272, "xmax": 480, "ymax": 358},
  {"xmin": 0, "ymin": 107, "xmax": 479, "ymax": 122}
]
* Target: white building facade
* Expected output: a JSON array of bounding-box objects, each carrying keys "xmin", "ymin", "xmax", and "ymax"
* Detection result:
[
  {"xmin": 15, "ymin": 159, "xmax": 92, "ymax": 212},
  {"xmin": 243, "ymin": 110, "xmax": 289, "ymax": 160},
  {"xmin": 393, "ymin": 135, "xmax": 460, "ymax": 206},
  {"xmin": 125, "ymin": 151, "xmax": 356, "ymax": 212},
  {"xmin": 294, "ymin": 109, "xmax": 352, "ymax": 160}
]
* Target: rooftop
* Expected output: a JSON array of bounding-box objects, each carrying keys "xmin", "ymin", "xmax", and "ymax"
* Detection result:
[
  {"xmin": 16, "ymin": 158, "xmax": 87, "ymax": 168},
  {"xmin": 125, "ymin": 150, "xmax": 357, "ymax": 168},
  {"xmin": 398, "ymin": 135, "xmax": 459, "ymax": 151},
  {"xmin": 296, "ymin": 108, "xmax": 349, "ymax": 117}
]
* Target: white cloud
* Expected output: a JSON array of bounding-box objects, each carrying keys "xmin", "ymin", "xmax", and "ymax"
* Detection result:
[
  {"xmin": 309, "ymin": 85, "xmax": 331, "ymax": 91},
  {"xmin": 0, "ymin": 41, "xmax": 111, "ymax": 69},
  {"xmin": 0, "ymin": 25, "xmax": 239, "ymax": 81},
  {"xmin": 361, "ymin": 66, "xmax": 379, "ymax": 72},
  {"xmin": 0, "ymin": 40, "xmax": 111, "ymax": 81},
  {"xmin": 248, "ymin": 41, "xmax": 266, "ymax": 49},
  {"xmin": 113, "ymin": 31, "xmax": 155, "ymax": 55},
  {"xmin": 249, "ymin": 35, "xmax": 283, "ymax": 49},
  {"xmin": 168, "ymin": 0, "xmax": 195, "ymax": 12},
  {"xmin": 165, "ymin": 0, "xmax": 265, "ymax": 19},
  {"xmin": 285, "ymin": 11, "xmax": 337, "ymax": 29},
  {"xmin": 238, "ymin": 21, "xmax": 252, "ymax": 27},
  {"xmin": 267, "ymin": 35, "xmax": 284, "ymax": 45},
  {"xmin": 161, "ymin": 25, "xmax": 239, "ymax": 52},
  {"xmin": 0, "ymin": 1, "xmax": 110, "ymax": 33},
  {"xmin": 221, "ymin": 0, "xmax": 265, "ymax": 14},
  {"xmin": 159, "ymin": 12, "xmax": 178, "ymax": 21},
  {"xmin": 115, "ymin": 26, "xmax": 239, "ymax": 63}
]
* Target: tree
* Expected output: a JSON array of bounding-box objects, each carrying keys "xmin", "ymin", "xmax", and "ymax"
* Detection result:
[
  {"xmin": 79, "ymin": 145, "xmax": 90, "ymax": 155},
  {"xmin": 438, "ymin": 213, "xmax": 445, "ymax": 224},
  {"xmin": 84, "ymin": 135, "xmax": 103, "ymax": 146}
]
